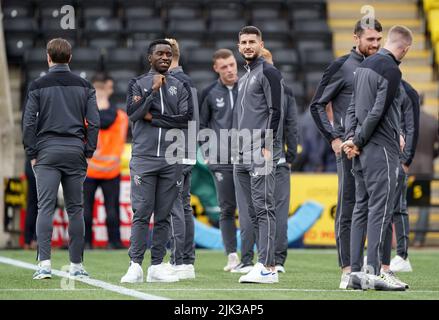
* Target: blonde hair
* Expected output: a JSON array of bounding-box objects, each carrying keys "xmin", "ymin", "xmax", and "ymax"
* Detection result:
[
  {"xmin": 165, "ymin": 38, "xmax": 180, "ymax": 61},
  {"xmin": 260, "ymin": 48, "xmax": 273, "ymax": 64},
  {"xmin": 387, "ymin": 25, "xmax": 413, "ymax": 48}
]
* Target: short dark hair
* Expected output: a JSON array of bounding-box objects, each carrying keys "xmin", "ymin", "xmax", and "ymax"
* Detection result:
[
  {"xmin": 354, "ymin": 19, "xmax": 383, "ymax": 37},
  {"xmin": 147, "ymin": 39, "xmax": 172, "ymax": 55},
  {"xmin": 46, "ymin": 38, "xmax": 72, "ymax": 64},
  {"xmin": 212, "ymin": 49, "xmax": 234, "ymax": 64},
  {"xmin": 91, "ymin": 72, "xmax": 108, "ymax": 84},
  {"xmin": 239, "ymin": 26, "xmax": 262, "ymax": 40}
]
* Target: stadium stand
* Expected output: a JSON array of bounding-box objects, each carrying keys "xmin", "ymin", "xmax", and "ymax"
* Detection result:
[{"xmin": 1, "ymin": 0, "xmax": 336, "ymax": 113}]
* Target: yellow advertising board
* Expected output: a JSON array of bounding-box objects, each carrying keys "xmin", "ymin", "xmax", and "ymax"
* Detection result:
[{"xmin": 290, "ymin": 174, "xmax": 338, "ymax": 246}]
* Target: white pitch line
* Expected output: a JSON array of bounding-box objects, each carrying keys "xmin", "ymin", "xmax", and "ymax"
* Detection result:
[
  {"xmin": 137, "ymin": 288, "xmax": 439, "ymax": 293},
  {"xmin": 0, "ymin": 256, "xmax": 168, "ymax": 300}
]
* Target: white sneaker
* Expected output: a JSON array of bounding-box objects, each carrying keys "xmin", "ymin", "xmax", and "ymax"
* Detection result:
[
  {"xmin": 339, "ymin": 272, "xmax": 350, "ymax": 289},
  {"xmin": 121, "ymin": 262, "xmax": 143, "ymax": 283},
  {"xmin": 70, "ymin": 263, "xmax": 89, "ymax": 278},
  {"xmin": 224, "ymin": 253, "xmax": 240, "ymax": 272},
  {"xmin": 367, "ymin": 273, "xmax": 405, "ymax": 291},
  {"xmin": 33, "ymin": 260, "xmax": 52, "ymax": 280},
  {"xmin": 381, "ymin": 269, "xmax": 409, "ymax": 289},
  {"xmin": 275, "ymin": 265, "xmax": 286, "ymax": 273},
  {"xmin": 239, "ymin": 263, "xmax": 275, "ymax": 284},
  {"xmin": 171, "ymin": 264, "xmax": 195, "ymax": 280},
  {"xmin": 147, "ymin": 263, "xmax": 179, "ymax": 283},
  {"xmin": 390, "ymin": 255, "xmax": 413, "ymax": 272},
  {"xmin": 272, "ymin": 271, "xmax": 279, "ymax": 283},
  {"xmin": 231, "ymin": 263, "xmax": 254, "ymax": 274}
]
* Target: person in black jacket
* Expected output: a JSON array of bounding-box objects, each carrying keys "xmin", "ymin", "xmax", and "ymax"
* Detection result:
[
  {"xmin": 22, "ymin": 38, "xmax": 99, "ymax": 280},
  {"xmin": 342, "ymin": 25, "xmax": 413, "ymax": 291}
]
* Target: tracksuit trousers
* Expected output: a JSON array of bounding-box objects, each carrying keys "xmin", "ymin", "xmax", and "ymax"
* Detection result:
[
  {"xmin": 128, "ymin": 156, "xmax": 181, "ymax": 266},
  {"xmin": 169, "ymin": 165, "xmax": 195, "ymax": 265},
  {"xmin": 335, "ymin": 153, "xmax": 356, "ymax": 268},
  {"xmin": 350, "ymin": 142, "xmax": 399, "ymax": 275},
  {"xmin": 211, "ymin": 165, "xmax": 238, "ymax": 255},
  {"xmin": 34, "ymin": 146, "xmax": 87, "ymax": 263},
  {"xmin": 274, "ymin": 163, "xmax": 290, "ymax": 266},
  {"xmin": 382, "ymin": 164, "xmax": 410, "ymax": 264},
  {"xmin": 234, "ymin": 161, "xmax": 277, "ymax": 267}
]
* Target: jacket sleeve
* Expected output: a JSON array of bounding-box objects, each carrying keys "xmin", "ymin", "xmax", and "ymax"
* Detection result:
[
  {"xmin": 400, "ymin": 83, "xmax": 420, "ymax": 166},
  {"xmin": 126, "ymin": 78, "xmax": 156, "ymax": 122},
  {"xmin": 198, "ymin": 86, "xmax": 212, "ymax": 130},
  {"xmin": 150, "ymin": 82, "xmax": 193, "ymax": 128},
  {"xmin": 84, "ymin": 87, "xmax": 100, "ymax": 158},
  {"xmin": 309, "ymin": 59, "xmax": 346, "ymax": 143},
  {"xmin": 284, "ymin": 91, "xmax": 299, "ymax": 164},
  {"xmin": 22, "ymin": 81, "xmax": 40, "ymax": 159},
  {"xmin": 344, "ymin": 93, "xmax": 357, "ymax": 140},
  {"xmin": 353, "ymin": 68, "xmax": 401, "ymax": 148},
  {"xmin": 261, "ymin": 65, "xmax": 283, "ymax": 148}
]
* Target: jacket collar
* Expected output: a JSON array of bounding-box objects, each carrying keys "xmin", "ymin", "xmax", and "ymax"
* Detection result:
[
  {"xmin": 148, "ymin": 69, "xmax": 170, "ymax": 76},
  {"xmin": 244, "ymin": 56, "xmax": 264, "ymax": 72},
  {"xmin": 169, "ymin": 66, "xmax": 184, "ymax": 75},
  {"xmin": 218, "ymin": 78, "xmax": 238, "ymax": 90},
  {"xmin": 379, "ymin": 48, "xmax": 401, "ymax": 65},
  {"xmin": 49, "ymin": 64, "xmax": 70, "ymax": 73},
  {"xmin": 350, "ymin": 47, "xmax": 366, "ymax": 62}
]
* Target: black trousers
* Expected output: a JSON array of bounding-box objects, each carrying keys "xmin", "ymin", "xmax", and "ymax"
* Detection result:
[{"xmin": 83, "ymin": 175, "xmax": 122, "ymax": 245}]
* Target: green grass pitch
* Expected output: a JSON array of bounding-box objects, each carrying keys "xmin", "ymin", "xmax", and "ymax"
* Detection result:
[{"xmin": 0, "ymin": 249, "xmax": 438, "ymax": 300}]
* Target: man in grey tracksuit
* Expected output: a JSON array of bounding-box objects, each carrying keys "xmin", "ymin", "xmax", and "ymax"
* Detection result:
[
  {"xmin": 22, "ymin": 38, "xmax": 99, "ymax": 279},
  {"xmin": 382, "ymin": 80, "xmax": 420, "ymax": 271},
  {"xmin": 121, "ymin": 40, "xmax": 193, "ymax": 283},
  {"xmin": 343, "ymin": 25, "xmax": 413, "ymax": 290},
  {"xmin": 309, "ymin": 20, "xmax": 383, "ymax": 287},
  {"xmin": 234, "ymin": 26, "xmax": 284, "ymax": 284}
]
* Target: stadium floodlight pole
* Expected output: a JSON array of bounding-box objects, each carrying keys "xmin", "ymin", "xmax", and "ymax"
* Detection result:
[{"xmin": 0, "ymin": 8, "xmax": 16, "ymax": 248}]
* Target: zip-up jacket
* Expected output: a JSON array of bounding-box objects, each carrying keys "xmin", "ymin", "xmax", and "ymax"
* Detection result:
[
  {"xmin": 126, "ymin": 69, "xmax": 192, "ymax": 158},
  {"xmin": 281, "ymin": 85, "xmax": 299, "ymax": 165},
  {"xmin": 309, "ymin": 47, "xmax": 364, "ymax": 144},
  {"xmin": 22, "ymin": 64, "xmax": 99, "ymax": 159},
  {"xmin": 149, "ymin": 66, "xmax": 198, "ymax": 164},
  {"xmin": 236, "ymin": 56, "xmax": 284, "ymax": 158},
  {"xmin": 344, "ymin": 48, "xmax": 403, "ymax": 152},
  {"xmin": 399, "ymin": 80, "xmax": 420, "ymax": 166},
  {"xmin": 199, "ymin": 79, "xmax": 238, "ymax": 165}
]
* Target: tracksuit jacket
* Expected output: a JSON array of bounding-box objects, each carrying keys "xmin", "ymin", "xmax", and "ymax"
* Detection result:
[
  {"xmin": 236, "ymin": 56, "xmax": 284, "ymax": 159},
  {"xmin": 22, "ymin": 64, "xmax": 99, "ymax": 159},
  {"xmin": 199, "ymin": 79, "xmax": 238, "ymax": 165},
  {"xmin": 309, "ymin": 47, "xmax": 365, "ymax": 144},
  {"xmin": 126, "ymin": 69, "xmax": 193, "ymax": 159},
  {"xmin": 344, "ymin": 48, "xmax": 403, "ymax": 152}
]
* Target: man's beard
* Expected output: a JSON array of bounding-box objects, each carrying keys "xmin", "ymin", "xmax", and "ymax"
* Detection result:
[{"xmin": 241, "ymin": 52, "xmax": 258, "ymax": 62}]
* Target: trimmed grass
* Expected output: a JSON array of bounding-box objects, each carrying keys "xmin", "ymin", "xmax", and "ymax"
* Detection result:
[{"xmin": 0, "ymin": 249, "xmax": 438, "ymax": 300}]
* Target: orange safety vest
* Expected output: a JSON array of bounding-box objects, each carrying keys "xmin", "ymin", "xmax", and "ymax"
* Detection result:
[{"xmin": 87, "ymin": 109, "xmax": 129, "ymax": 180}]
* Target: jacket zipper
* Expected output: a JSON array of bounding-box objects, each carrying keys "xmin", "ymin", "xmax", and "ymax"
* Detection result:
[
  {"xmin": 228, "ymin": 88, "xmax": 234, "ymax": 109},
  {"xmin": 157, "ymin": 87, "xmax": 165, "ymax": 157},
  {"xmin": 239, "ymin": 66, "xmax": 251, "ymax": 128}
]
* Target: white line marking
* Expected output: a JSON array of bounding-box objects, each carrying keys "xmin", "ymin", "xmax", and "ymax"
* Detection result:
[
  {"xmin": 0, "ymin": 256, "xmax": 169, "ymax": 300},
  {"xmin": 1, "ymin": 288, "xmax": 438, "ymax": 294}
]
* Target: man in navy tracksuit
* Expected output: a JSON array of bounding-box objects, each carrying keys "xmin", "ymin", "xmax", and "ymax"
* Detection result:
[
  {"xmin": 199, "ymin": 49, "xmax": 241, "ymax": 272},
  {"xmin": 158, "ymin": 38, "xmax": 199, "ymax": 280},
  {"xmin": 381, "ymin": 80, "xmax": 419, "ymax": 279},
  {"xmin": 120, "ymin": 39, "xmax": 193, "ymax": 283},
  {"xmin": 309, "ymin": 19, "xmax": 383, "ymax": 288},
  {"xmin": 22, "ymin": 38, "xmax": 99, "ymax": 279},
  {"xmin": 343, "ymin": 26, "xmax": 413, "ymax": 291}
]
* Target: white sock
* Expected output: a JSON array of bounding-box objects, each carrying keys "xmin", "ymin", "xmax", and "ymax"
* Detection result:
[
  {"xmin": 39, "ymin": 260, "xmax": 51, "ymax": 268},
  {"xmin": 70, "ymin": 262, "xmax": 82, "ymax": 268}
]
